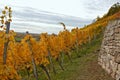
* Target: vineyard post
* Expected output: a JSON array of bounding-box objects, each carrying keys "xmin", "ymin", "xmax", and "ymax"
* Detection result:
[
  {"xmin": 40, "ymin": 64, "xmax": 51, "ymax": 80},
  {"xmin": 93, "ymin": 30, "xmax": 96, "ymax": 40},
  {"xmin": 56, "ymin": 56, "xmax": 64, "ymax": 71},
  {"xmin": 48, "ymin": 49, "xmax": 56, "ymax": 74},
  {"xmin": 88, "ymin": 35, "xmax": 91, "ymax": 46},
  {"xmin": 25, "ymin": 67, "xmax": 30, "ymax": 79},
  {"xmin": 76, "ymin": 28, "xmax": 79, "ymax": 57},
  {"xmin": 67, "ymin": 52, "xmax": 73, "ymax": 63},
  {"xmin": 61, "ymin": 23, "xmax": 73, "ymax": 63},
  {"xmin": 3, "ymin": 21, "xmax": 10, "ymax": 64},
  {"xmin": 60, "ymin": 52, "xmax": 64, "ymax": 66},
  {"xmin": 28, "ymin": 43, "xmax": 39, "ymax": 80},
  {"xmin": 26, "ymin": 33, "xmax": 39, "ymax": 80},
  {"xmin": 31, "ymin": 53, "xmax": 39, "ymax": 80}
]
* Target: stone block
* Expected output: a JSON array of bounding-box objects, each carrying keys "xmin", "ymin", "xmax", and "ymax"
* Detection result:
[
  {"xmin": 116, "ymin": 64, "xmax": 120, "ymax": 80},
  {"xmin": 115, "ymin": 53, "xmax": 120, "ymax": 64}
]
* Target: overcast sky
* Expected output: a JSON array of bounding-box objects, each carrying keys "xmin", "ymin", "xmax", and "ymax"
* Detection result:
[
  {"xmin": 0, "ymin": 0, "xmax": 120, "ymax": 34},
  {"xmin": 1, "ymin": 0, "xmax": 119, "ymax": 19}
]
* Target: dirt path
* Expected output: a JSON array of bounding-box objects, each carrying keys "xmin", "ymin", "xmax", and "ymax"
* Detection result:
[{"xmin": 67, "ymin": 52, "xmax": 115, "ymax": 80}]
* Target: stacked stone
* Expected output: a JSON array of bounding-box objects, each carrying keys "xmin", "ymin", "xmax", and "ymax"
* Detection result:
[{"xmin": 98, "ymin": 19, "xmax": 120, "ymax": 80}]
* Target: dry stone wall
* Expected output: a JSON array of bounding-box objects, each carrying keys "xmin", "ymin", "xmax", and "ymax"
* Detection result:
[{"xmin": 98, "ymin": 19, "xmax": 120, "ymax": 80}]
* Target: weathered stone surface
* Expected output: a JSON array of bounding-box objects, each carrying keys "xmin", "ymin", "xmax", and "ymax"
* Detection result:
[
  {"xmin": 116, "ymin": 75, "xmax": 120, "ymax": 80},
  {"xmin": 98, "ymin": 19, "xmax": 120, "ymax": 80},
  {"xmin": 115, "ymin": 28, "xmax": 119, "ymax": 33},
  {"xmin": 116, "ymin": 64, "xmax": 120, "ymax": 80},
  {"xmin": 115, "ymin": 53, "xmax": 120, "ymax": 64},
  {"xmin": 110, "ymin": 61, "xmax": 118, "ymax": 78}
]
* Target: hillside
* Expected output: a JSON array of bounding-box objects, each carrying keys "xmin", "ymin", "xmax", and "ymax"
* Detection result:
[
  {"xmin": 0, "ymin": 3, "xmax": 120, "ymax": 80},
  {"xmin": 33, "ymin": 33, "xmax": 114, "ymax": 80},
  {"xmin": 16, "ymin": 3, "xmax": 120, "ymax": 80},
  {"xmin": 28, "ymin": 3, "xmax": 120, "ymax": 80}
]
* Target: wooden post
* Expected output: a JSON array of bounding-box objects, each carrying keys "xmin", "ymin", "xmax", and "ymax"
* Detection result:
[
  {"xmin": 56, "ymin": 57, "xmax": 64, "ymax": 71},
  {"xmin": 60, "ymin": 52, "xmax": 64, "ymax": 65},
  {"xmin": 48, "ymin": 49, "xmax": 56, "ymax": 74},
  {"xmin": 6, "ymin": 22, "xmax": 10, "ymax": 34},
  {"xmin": 76, "ymin": 28, "xmax": 80, "ymax": 58},
  {"xmin": 31, "ymin": 53, "xmax": 39, "ymax": 80},
  {"xmin": 3, "ymin": 21, "xmax": 10, "ymax": 64},
  {"xmin": 67, "ymin": 52, "xmax": 73, "ymax": 63},
  {"xmin": 25, "ymin": 67, "xmax": 30, "ymax": 79},
  {"xmin": 88, "ymin": 35, "xmax": 91, "ymax": 46},
  {"xmin": 27, "ymin": 35, "xmax": 39, "ymax": 80},
  {"xmin": 76, "ymin": 39, "xmax": 79, "ymax": 57},
  {"xmin": 40, "ymin": 64, "xmax": 51, "ymax": 80}
]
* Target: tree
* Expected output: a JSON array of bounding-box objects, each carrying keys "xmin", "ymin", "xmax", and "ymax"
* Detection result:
[{"xmin": 106, "ymin": 2, "xmax": 120, "ymax": 16}]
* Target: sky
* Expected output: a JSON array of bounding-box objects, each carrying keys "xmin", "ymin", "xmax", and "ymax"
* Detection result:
[
  {"xmin": 0, "ymin": 0, "xmax": 120, "ymax": 34},
  {"xmin": 1, "ymin": 0, "xmax": 120, "ymax": 19}
]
